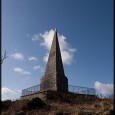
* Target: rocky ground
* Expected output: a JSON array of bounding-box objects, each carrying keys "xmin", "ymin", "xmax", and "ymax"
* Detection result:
[{"xmin": 1, "ymin": 94, "xmax": 114, "ymax": 115}]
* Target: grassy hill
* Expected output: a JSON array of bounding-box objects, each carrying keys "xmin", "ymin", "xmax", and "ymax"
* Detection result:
[{"xmin": 1, "ymin": 92, "xmax": 114, "ymax": 115}]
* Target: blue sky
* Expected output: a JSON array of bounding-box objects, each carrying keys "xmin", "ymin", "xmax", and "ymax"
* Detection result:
[{"xmin": 2, "ymin": 0, "xmax": 113, "ymax": 100}]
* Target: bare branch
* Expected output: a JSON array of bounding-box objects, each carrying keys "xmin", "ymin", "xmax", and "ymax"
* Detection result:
[{"xmin": 1, "ymin": 50, "xmax": 8, "ymax": 64}]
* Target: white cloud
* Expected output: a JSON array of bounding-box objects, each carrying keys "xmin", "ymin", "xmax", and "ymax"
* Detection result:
[
  {"xmin": 32, "ymin": 33, "xmax": 40, "ymax": 41},
  {"xmin": 38, "ymin": 29, "xmax": 76, "ymax": 65},
  {"xmin": 61, "ymin": 51, "xmax": 73, "ymax": 65},
  {"xmin": 2, "ymin": 87, "xmax": 22, "ymax": 100},
  {"xmin": 14, "ymin": 68, "xmax": 23, "ymax": 72},
  {"xmin": 43, "ymin": 53, "xmax": 49, "ymax": 62},
  {"xmin": 28, "ymin": 57, "xmax": 38, "ymax": 61},
  {"xmin": 16, "ymin": 90, "xmax": 22, "ymax": 93},
  {"xmin": 40, "ymin": 30, "xmax": 54, "ymax": 49},
  {"xmin": 2, "ymin": 87, "xmax": 16, "ymax": 95},
  {"xmin": 14, "ymin": 67, "xmax": 31, "ymax": 75},
  {"xmin": 33, "ymin": 65, "xmax": 44, "ymax": 72},
  {"xmin": 10, "ymin": 53, "xmax": 24, "ymax": 61},
  {"xmin": 33, "ymin": 65, "xmax": 40, "ymax": 70},
  {"xmin": 94, "ymin": 81, "xmax": 113, "ymax": 96}
]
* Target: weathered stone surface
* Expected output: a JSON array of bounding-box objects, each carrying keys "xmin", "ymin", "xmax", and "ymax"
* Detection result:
[
  {"xmin": 21, "ymin": 91, "xmax": 47, "ymax": 100},
  {"xmin": 40, "ymin": 29, "xmax": 68, "ymax": 92}
]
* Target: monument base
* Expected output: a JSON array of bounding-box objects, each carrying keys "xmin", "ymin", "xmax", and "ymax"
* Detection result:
[
  {"xmin": 21, "ymin": 90, "xmax": 96, "ymax": 104},
  {"xmin": 21, "ymin": 91, "xmax": 47, "ymax": 100}
]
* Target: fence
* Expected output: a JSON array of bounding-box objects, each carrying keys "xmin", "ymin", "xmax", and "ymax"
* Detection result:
[
  {"xmin": 21, "ymin": 84, "xmax": 96, "ymax": 96},
  {"xmin": 22, "ymin": 84, "xmax": 40, "ymax": 96},
  {"xmin": 68, "ymin": 85, "xmax": 96, "ymax": 95}
]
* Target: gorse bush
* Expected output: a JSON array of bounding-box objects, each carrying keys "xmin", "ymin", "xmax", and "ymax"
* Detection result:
[
  {"xmin": 1, "ymin": 97, "xmax": 51, "ymax": 114},
  {"xmin": 47, "ymin": 91, "xmax": 97, "ymax": 104},
  {"xmin": 1, "ymin": 100, "xmax": 12, "ymax": 111},
  {"xmin": 1, "ymin": 93, "xmax": 114, "ymax": 115},
  {"xmin": 102, "ymin": 101, "xmax": 111, "ymax": 111},
  {"xmin": 22, "ymin": 97, "xmax": 51, "ymax": 111}
]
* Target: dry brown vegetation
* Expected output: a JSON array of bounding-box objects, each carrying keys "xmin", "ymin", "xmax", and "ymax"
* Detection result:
[{"xmin": 1, "ymin": 93, "xmax": 114, "ymax": 115}]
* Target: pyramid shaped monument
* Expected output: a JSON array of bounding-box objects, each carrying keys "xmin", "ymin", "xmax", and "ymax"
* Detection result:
[{"xmin": 40, "ymin": 29, "xmax": 68, "ymax": 92}]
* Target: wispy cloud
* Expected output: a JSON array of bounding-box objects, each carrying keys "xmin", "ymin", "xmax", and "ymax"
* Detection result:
[
  {"xmin": 28, "ymin": 57, "xmax": 38, "ymax": 61},
  {"xmin": 2, "ymin": 87, "xmax": 22, "ymax": 100},
  {"xmin": 16, "ymin": 90, "xmax": 22, "ymax": 93},
  {"xmin": 14, "ymin": 67, "xmax": 31, "ymax": 75},
  {"xmin": 2, "ymin": 87, "xmax": 16, "ymax": 95},
  {"xmin": 32, "ymin": 33, "xmax": 40, "ymax": 41},
  {"xmin": 33, "ymin": 65, "xmax": 40, "ymax": 70},
  {"xmin": 94, "ymin": 81, "xmax": 113, "ymax": 96},
  {"xmin": 43, "ymin": 53, "xmax": 49, "ymax": 62},
  {"xmin": 33, "ymin": 29, "xmax": 76, "ymax": 65},
  {"xmin": 40, "ymin": 30, "xmax": 54, "ymax": 49},
  {"xmin": 33, "ymin": 65, "xmax": 44, "ymax": 73},
  {"xmin": 10, "ymin": 53, "xmax": 24, "ymax": 61}
]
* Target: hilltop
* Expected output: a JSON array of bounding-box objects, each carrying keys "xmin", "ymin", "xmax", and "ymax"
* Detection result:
[{"xmin": 1, "ymin": 92, "xmax": 114, "ymax": 115}]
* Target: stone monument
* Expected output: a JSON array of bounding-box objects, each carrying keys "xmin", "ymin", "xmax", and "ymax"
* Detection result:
[{"xmin": 40, "ymin": 29, "xmax": 68, "ymax": 92}]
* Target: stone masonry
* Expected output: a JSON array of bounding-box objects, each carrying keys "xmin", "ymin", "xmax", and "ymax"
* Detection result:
[{"xmin": 40, "ymin": 29, "xmax": 68, "ymax": 92}]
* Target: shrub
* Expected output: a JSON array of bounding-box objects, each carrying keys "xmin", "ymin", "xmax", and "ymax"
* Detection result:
[
  {"xmin": 1, "ymin": 100, "xmax": 12, "ymax": 111},
  {"xmin": 22, "ymin": 97, "xmax": 50, "ymax": 111}
]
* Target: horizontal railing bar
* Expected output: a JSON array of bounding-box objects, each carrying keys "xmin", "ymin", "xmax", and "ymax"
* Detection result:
[
  {"xmin": 22, "ymin": 84, "xmax": 40, "ymax": 91},
  {"xmin": 68, "ymin": 85, "xmax": 95, "ymax": 90},
  {"xmin": 22, "ymin": 84, "xmax": 95, "ymax": 90},
  {"xmin": 21, "ymin": 84, "xmax": 96, "ymax": 96}
]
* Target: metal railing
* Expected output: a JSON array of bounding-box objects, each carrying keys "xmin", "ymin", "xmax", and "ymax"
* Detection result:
[
  {"xmin": 68, "ymin": 85, "xmax": 96, "ymax": 95},
  {"xmin": 22, "ymin": 84, "xmax": 40, "ymax": 96},
  {"xmin": 21, "ymin": 84, "xmax": 96, "ymax": 96}
]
